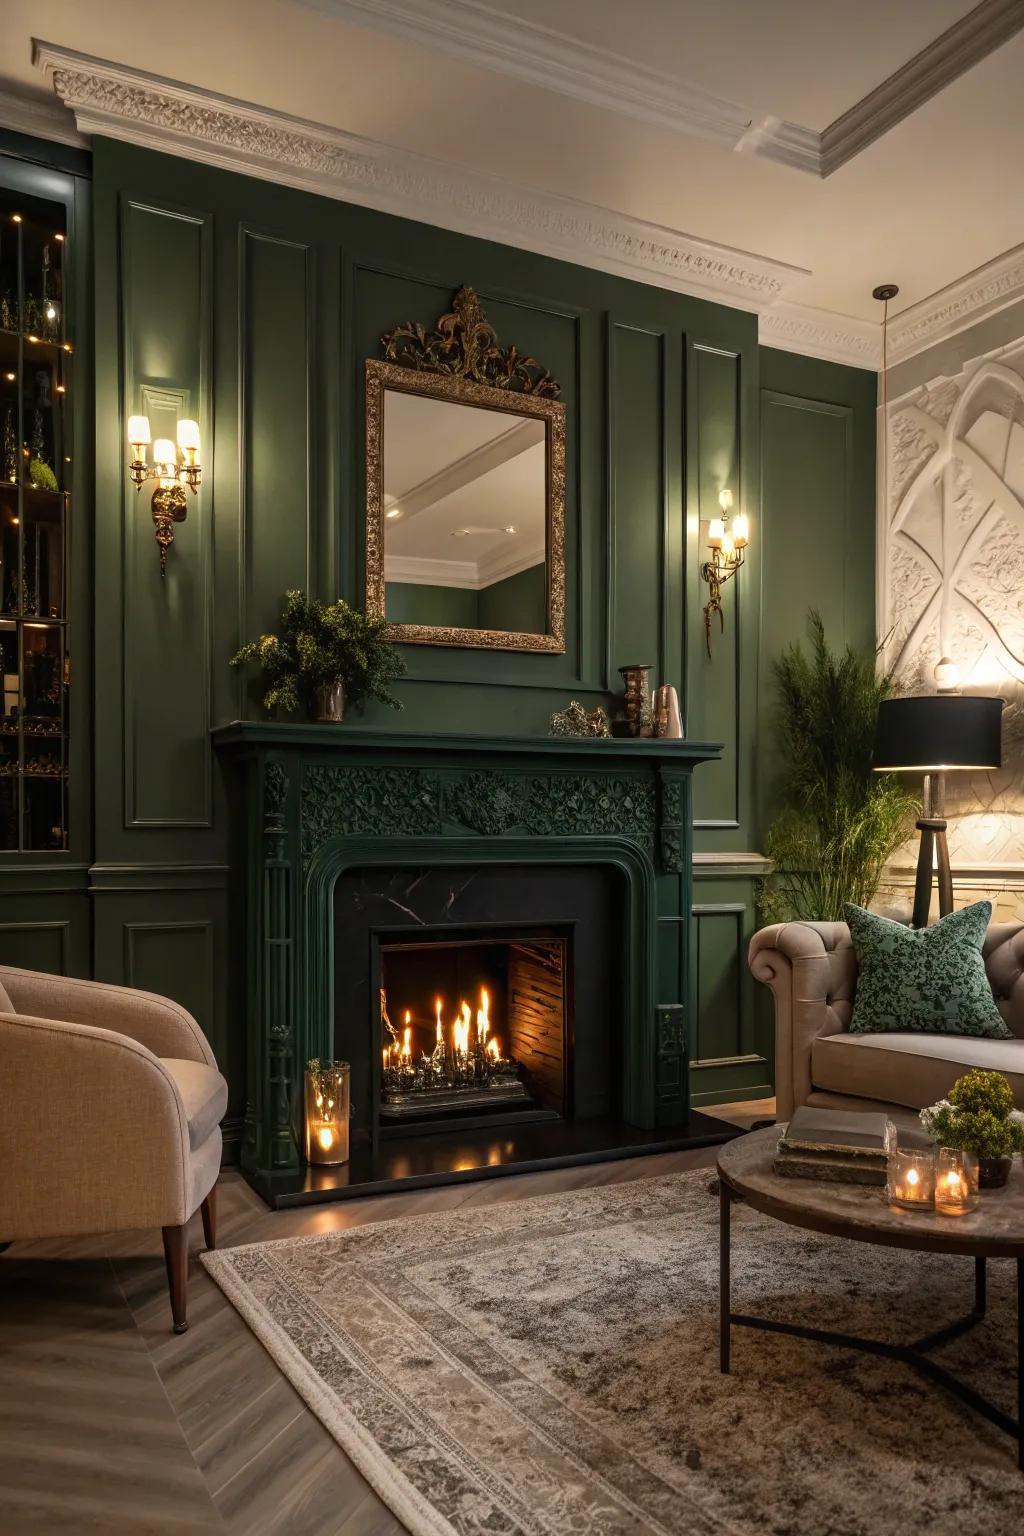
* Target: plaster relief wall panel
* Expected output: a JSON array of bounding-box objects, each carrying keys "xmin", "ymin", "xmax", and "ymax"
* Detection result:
[{"xmin": 881, "ymin": 333, "xmax": 1024, "ymax": 914}]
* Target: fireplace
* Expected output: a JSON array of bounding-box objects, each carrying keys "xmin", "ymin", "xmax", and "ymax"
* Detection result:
[
  {"xmin": 378, "ymin": 928, "xmax": 569, "ymax": 1123},
  {"xmin": 213, "ymin": 720, "xmax": 733, "ymax": 1207},
  {"xmin": 334, "ymin": 862, "xmax": 622, "ymax": 1155}
]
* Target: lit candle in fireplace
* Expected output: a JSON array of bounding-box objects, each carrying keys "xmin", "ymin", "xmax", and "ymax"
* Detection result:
[
  {"xmin": 435, "ymin": 996, "xmax": 443, "ymax": 1046},
  {"xmin": 402, "ymin": 1013, "xmax": 412, "ymax": 1059}
]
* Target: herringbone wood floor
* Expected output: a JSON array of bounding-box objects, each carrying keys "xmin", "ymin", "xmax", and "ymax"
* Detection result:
[{"xmin": 0, "ymin": 1140, "xmax": 735, "ymax": 1534}]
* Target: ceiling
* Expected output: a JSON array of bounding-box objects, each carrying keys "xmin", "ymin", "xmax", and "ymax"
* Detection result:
[{"xmin": 2, "ymin": 0, "xmax": 1023, "ymax": 363}]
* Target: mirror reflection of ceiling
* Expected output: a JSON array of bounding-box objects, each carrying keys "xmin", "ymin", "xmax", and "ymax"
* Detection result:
[{"xmin": 383, "ymin": 392, "xmax": 546, "ymax": 590}]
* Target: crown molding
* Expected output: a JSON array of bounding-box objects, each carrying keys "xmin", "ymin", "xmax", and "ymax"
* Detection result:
[
  {"xmin": 34, "ymin": 40, "xmax": 808, "ymax": 311},
  {"xmin": 757, "ymin": 301, "xmax": 882, "ymax": 370},
  {"xmin": 819, "ymin": 0, "xmax": 1024, "ymax": 176},
  {"xmin": 304, "ymin": 0, "xmax": 758, "ymax": 152},
  {"xmin": 0, "ymin": 80, "xmax": 86, "ymax": 149},
  {"xmin": 886, "ymin": 241, "xmax": 1024, "ymax": 366},
  {"xmin": 300, "ymin": 0, "xmax": 1024, "ymax": 180}
]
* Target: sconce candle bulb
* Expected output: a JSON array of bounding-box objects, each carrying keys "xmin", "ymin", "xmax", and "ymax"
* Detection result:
[{"xmin": 126, "ymin": 413, "xmax": 202, "ymax": 575}]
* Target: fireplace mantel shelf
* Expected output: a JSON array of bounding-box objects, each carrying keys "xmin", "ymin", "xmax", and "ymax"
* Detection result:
[{"xmin": 212, "ymin": 720, "xmax": 722, "ymax": 766}]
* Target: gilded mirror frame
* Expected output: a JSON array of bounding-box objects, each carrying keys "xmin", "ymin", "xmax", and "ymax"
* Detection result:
[{"xmin": 364, "ymin": 290, "xmax": 566, "ymax": 653}]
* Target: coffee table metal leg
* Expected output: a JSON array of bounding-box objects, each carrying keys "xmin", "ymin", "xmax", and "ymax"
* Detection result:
[
  {"xmin": 975, "ymin": 1256, "xmax": 987, "ymax": 1315},
  {"xmin": 1018, "ymin": 1257, "xmax": 1023, "ymax": 1472},
  {"xmin": 720, "ymin": 1179, "xmax": 731, "ymax": 1374}
]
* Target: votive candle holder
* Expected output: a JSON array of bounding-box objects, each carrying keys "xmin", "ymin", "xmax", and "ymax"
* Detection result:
[
  {"xmin": 934, "ymin": 1148, "xmax": 980, "ymax": 1216},
  {"xmin": 887, "ymin": 1147, "xmax": 935, "ymax": 1210}
]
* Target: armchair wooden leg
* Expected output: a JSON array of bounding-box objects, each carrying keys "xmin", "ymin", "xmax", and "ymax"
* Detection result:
[
  {"xmin": 200, "ymin": 1187, "xmax": 217, "ymax": 1251},
  {"xmin": 161, "ymin": 1223, "xmax": 189, "ymax": 1334}
]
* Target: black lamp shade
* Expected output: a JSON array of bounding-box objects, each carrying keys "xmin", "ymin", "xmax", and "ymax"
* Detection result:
[{"xmin": 873, "ymin": 695, "xmax": 1003, "ymax": 772}]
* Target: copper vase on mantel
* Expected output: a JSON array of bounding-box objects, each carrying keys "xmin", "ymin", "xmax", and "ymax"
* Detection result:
[{"xmin": 316, "ymin": 679, "xmax": 346, "ymax": 723}]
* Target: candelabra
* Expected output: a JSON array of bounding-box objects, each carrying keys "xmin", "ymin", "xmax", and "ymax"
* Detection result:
[
  {"xmin": 127, "ymin": 414, "xmax": 202, "ymax": 575},
  {"xmin": 701, "ymin": 488, "xmax": 750, "ymax": 657}
]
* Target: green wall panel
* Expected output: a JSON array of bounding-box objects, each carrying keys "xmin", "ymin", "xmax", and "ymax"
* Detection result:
[
  {"xmin": 757, "ymin": 349, "xmax": 876, "ymax": 839},
  {"xmin": 240, "ymin": 229, "xmax": 313, "ymax": 675},
  {"xmin": 120, "ymin": 198, "xmax": 213, "ymax": 829},
  {"xmin": 609, "ymin": 324, "xmax": 665, "ymax": 682},
  {"xmin": 690, "ymin": 345, "xmax": 742, "ymax": 830}
]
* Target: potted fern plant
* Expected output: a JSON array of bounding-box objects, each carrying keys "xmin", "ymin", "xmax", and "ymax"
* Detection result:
[
  {"xmin": 231, "ymin": 590, "xmax": 405, "ymax": 722},
  {"xmin": 761, "ymin": 611, "xmax": 917, "ymax": 921}
]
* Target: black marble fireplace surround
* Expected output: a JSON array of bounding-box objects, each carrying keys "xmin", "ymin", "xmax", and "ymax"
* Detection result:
[
  {"xmin": 336, "ymin": 864, "xmax": 620, "ymax": 1145},
  {"xmin": 214, "ymin": 723, "xmax": 735, "ymax": 1207}
]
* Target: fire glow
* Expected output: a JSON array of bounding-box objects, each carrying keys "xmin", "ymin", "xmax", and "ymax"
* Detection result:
[{"xmin": 380, "ymin": 984, "xmax": 515, "ymax": 1100}]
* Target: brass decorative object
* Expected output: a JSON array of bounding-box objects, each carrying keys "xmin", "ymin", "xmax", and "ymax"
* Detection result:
[
  {"xmin": 550, "ymin": 700, "xmax": 611, "ymax": 738},
  {"xmin": 365, "ymin": 292, "xmax": 566, "ymax": 653},
  {"xmin": 701, "ymin": 489, "xmax": 750, "ymax": 656},
  {"xmin": 381, "ymin": 286, "xmax": 560, "ymax": 398}
]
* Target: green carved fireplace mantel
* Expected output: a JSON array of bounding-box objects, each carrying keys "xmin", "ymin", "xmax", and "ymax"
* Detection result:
[{"xmin": 213, "ymin": 722, "xmax": 721, "ymax": 1185}]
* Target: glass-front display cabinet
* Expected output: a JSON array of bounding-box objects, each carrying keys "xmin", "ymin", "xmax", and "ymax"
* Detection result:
[{"xmin": 0, "ymin": 184, "xmax": 71, "ymax": 851}]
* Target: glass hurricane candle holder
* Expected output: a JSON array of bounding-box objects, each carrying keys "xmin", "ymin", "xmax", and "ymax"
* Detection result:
[
  {"xmin": 934, "ymin": 1148, "xmax": 980, "ymax": 1216},
  {"xmin": 304, "ymin": 1061, "xmax": 350, "ymax": 1167},
  {"xmin": 887, "ymin": 1147, "xmax": 935, "ymax": 1210}
]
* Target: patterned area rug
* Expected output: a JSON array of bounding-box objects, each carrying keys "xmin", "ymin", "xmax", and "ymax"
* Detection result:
[{"xmin": 203, "ymin": 1171, "xmax": 1022, "ymax": 1536}]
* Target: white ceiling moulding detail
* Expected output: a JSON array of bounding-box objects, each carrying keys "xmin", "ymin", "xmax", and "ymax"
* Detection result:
[
  {"xmin": 301, "ymin": 0, "xmax": 1024, "ymax": 179},
  {"xmin": 34, "ymin": 40, "xmax": 807, "ymax": 312},
  {"xmin": 887, "ymin": 242, "xmax": 1024, "ymax": 367},
  {"xmin": 757, "ymin": 303, "xmax": 882, "ymax": 371},
  {"xmin": 818, "ymin": 0, "xmax": 1024, "ymax": 177},
  {"xmin": 0, "ymin": 81, "xmax": 86, "ymax": 149}
]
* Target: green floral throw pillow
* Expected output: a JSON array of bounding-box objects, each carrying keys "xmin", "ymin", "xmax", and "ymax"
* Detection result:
[{"xmin": 845, "ymin": 900, "xmax": 1011, "ymax": 1039}]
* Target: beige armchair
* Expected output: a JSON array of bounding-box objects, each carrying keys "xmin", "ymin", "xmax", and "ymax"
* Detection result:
[
  {"xmin": 0, "ymin": 965, "xmax": 228, "ymax": 1333},
  {"xmin": 750, "ymin": 919, "xmax": 1024, "ymax": 1125}
]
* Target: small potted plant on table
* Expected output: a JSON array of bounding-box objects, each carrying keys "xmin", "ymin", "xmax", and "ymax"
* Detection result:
[
  {"xmin": 231, "ymin": 590, "xmax": 405, "ymax": 722},
  {"xmin": 921, "ymin": 1068, "xmax": 1024, "ymax": 1188}
]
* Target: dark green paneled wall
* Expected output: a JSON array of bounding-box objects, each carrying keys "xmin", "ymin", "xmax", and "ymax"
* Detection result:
[{"xmin": 0, "ymin": 132, "xmax": 878, "ymax": 1136}]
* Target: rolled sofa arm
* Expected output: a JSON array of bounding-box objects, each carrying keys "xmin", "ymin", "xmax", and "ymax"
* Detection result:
[
  {"xmin": 748, "ymin": 921, "xmax": 857, "ymax": 1121},
  {"xmin": 0, "ymin": 967, "xmax": 216, "ymax": 1067},
  {"xmin": 0, "ymin": 1011, "xmax": 193, "ymax": 1241}
]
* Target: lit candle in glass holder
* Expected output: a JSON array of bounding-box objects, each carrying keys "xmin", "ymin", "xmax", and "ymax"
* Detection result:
[
  {"xmin": 887, "ymin": 1148, "xmax": 935, "ymax": 1209},
  {"xmin": 934, "ymin": 1149, "xmax": 980, "ymax": 1216}
]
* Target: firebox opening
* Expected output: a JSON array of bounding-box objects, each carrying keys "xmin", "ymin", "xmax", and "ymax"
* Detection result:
[{"xmin": 377, "ymin": 928, "xmax": 570, "ymax": 1127}]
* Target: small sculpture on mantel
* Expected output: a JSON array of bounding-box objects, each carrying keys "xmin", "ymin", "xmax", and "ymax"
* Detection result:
[{"xmin": 549, "ymin": 700, "xmax": 611, "ymax": 738}]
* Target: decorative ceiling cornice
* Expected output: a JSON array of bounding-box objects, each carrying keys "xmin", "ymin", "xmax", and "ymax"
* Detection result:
[
  {"xmin": 34, "ymin": 40, "xmax": 807, "ymax": 312},
  {"xmin": 302, "ymin": 0, "xmax": 1024, "ymax": 179},
  {"xmin": 886, "ymin": 242, "xmax": 1024, "ymax": 366},
  {"xmin": 758, "ymin": 302, "xmax": 882, "ymax": 370}
]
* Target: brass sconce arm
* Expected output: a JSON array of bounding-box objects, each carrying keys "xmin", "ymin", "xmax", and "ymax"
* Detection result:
[
  {"xmin": 700, "ymin": 489, "xmax": 749, "ymax": 657},
  {"xmin": 126, "ymin": 415, "xmax": 202, "ymax": 575}
]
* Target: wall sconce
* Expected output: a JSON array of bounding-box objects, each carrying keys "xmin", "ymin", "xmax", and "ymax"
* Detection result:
[
  {"xmin": 127, "ymin": 414, "xmax": 202, "ymax": 575},
  {"xmin": 701, "ymin": 488, "xmax": 749, "ymax": 656}
]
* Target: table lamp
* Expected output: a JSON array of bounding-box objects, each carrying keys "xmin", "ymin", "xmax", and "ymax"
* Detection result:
[{"xmin": 873, "ymin": 692, "xmax": 1003, "ymax": 928}]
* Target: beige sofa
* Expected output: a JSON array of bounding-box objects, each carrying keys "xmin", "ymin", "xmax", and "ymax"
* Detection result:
[
  {"xmin": 0, "ymin": 965, "xmax": 228, "ymax": 1332},
  {"xmin": 749, "ymin": 919, "xmax": 1024, "ymax": 1125}
]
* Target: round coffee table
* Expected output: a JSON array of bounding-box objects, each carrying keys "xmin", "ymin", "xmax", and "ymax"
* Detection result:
[{"xmin": 717, "ymin": 1125, "xmax": 1024, "ymax": 1468}]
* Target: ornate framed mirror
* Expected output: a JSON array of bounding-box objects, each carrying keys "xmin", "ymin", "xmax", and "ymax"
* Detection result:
[{"xmin": 365, "ymin": 288, "xmax": 566, "ymax": 652}]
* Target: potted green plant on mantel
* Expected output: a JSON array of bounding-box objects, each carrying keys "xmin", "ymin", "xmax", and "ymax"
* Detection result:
[
  {"xmin": 921, "ymin": 1069, "xmax": 1024, "ymax": 1188},
  {"xmin": 231, "ymin": 590, "xmax": 405, "ymax": 722}
]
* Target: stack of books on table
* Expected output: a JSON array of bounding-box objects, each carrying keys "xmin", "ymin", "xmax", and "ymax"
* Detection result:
[{"xmin": 774, "ymin": 1107, "xmax": 895, "ymax": 1187}]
